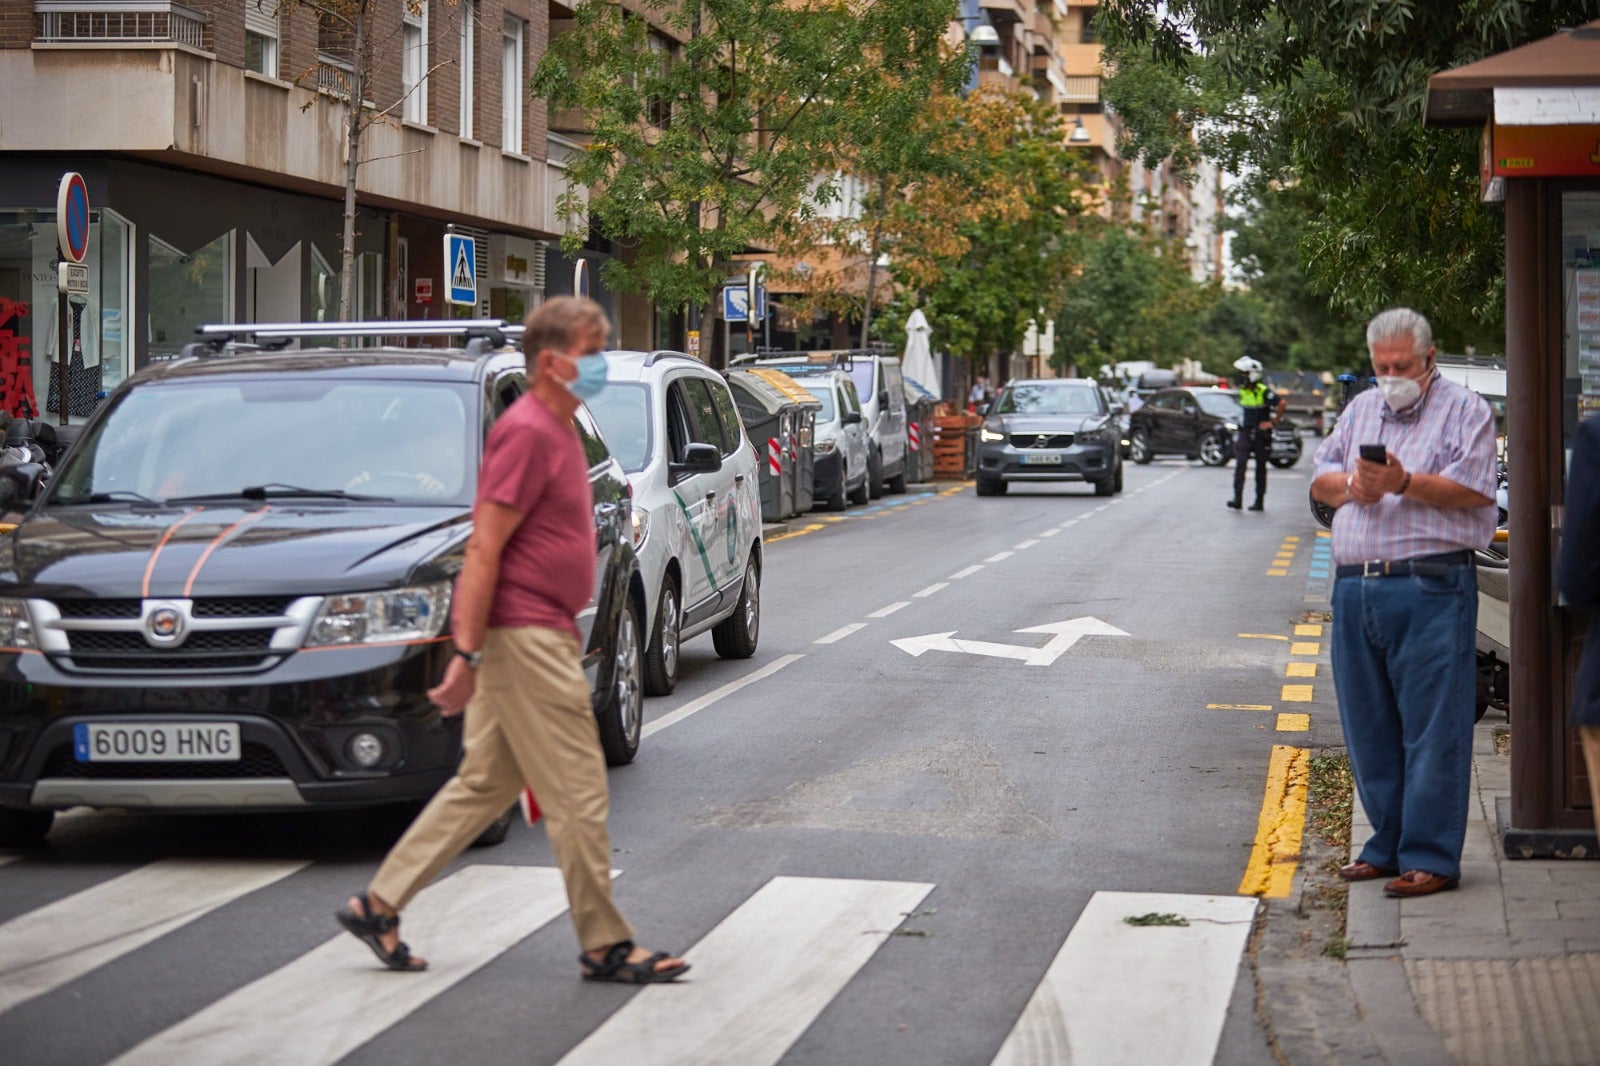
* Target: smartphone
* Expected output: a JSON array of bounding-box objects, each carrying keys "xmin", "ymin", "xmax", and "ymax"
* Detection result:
[{"xmin": 1359, "ymin": 443, "xmax": 1388, "ymax": 464}]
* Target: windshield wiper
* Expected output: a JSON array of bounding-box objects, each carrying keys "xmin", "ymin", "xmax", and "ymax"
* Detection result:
[
  {"xmin": 168, "ymin": 484, "xmax": 394, "ymax": 503},
  {"xmin": 54, "ymin": 490, "xmax": 165, "ymax": 507}
]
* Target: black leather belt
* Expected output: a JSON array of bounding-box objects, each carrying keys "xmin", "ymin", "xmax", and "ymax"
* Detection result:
[{"xmin": 1335, "ymin": 550, "xmax": 1474, "ymax": 579}]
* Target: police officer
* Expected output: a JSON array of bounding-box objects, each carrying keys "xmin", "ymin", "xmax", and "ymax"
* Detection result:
[{"xmin": 1227, "ymin": 356, "xmax": 1286, "ymax": 511}]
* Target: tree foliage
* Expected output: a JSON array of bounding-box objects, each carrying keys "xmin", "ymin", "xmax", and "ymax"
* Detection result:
[
  {"xmin": 531, "ymin": 0, "xmax": 964, "ymax": 323},
  {"xmin": 1099, "ymin": 0, "xmax": 1596, "ymax": 338},
  {"xmin": 875, "ymin": 88, "xmax": 1097, "ymax": 365}
]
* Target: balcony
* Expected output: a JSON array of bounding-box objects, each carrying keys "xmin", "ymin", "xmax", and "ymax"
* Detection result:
[
  {"xmin": 34, "ymin": 0, "xmax": 206, "ymax": 48},
  {"xmin": 1059, "ymin": 74, "xmax": 1101, "ymax": 104}
]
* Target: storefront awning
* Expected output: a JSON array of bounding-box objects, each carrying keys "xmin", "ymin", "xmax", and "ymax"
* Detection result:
[{"xmin": 1425, "ymin": 21, "xmax": 1600, "ymax": 127}]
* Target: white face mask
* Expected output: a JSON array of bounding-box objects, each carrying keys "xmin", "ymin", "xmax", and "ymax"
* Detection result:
[{"xmin": 1376, "ymin": 374, "xmax": 1422, "ymax": 411}]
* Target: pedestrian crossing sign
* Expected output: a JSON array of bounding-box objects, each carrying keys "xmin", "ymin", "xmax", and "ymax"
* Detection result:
[{"xmin": 445, "ymin": 233, "xmax": 477, "ymax": 306}]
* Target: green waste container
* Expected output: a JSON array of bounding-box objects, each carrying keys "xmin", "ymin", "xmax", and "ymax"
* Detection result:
[{"xmin": 726, "ymin": 370, "xmax": 805, "ymax": 521}]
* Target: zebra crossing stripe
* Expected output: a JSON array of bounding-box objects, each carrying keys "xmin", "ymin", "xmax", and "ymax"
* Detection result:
[
  {"xmin": 0, "ymin": 858, "xmax": 307, "ymax": 1015},
  {"xmin": 113, "ymin": 865, "xmax": 572, "ymax": 1066},
  {"xmin": 990, "ymin": 891, "xmax": 1259, "ymax": 1066},
  {"xmin": 558, "ymin": 875, "xmax": 934, "ymax": 1066}
]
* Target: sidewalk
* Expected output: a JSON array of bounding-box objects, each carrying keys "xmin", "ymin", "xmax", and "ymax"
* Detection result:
[{"xmin": 1339, "ymin": 715, "xmax": 1600, "ymax": 1065}]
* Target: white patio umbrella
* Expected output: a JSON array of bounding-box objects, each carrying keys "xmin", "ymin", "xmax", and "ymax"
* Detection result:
[{"xmin": 902, "ymin": 308, "xmax": 940, "ymax": 399}]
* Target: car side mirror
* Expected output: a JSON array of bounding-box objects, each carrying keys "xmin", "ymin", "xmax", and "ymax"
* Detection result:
[
  {"xmin": 670, "ymin": 442, "xmax": 722, "ymax": 480},
  {"xmin": 0, "ymin": 462, "xmax": 45, "ymax": 508},
  {"xmin": 878, "ymin": 389, "xmax": 889, "ymax": 407},
  {"xmin": 842, "ymin": 411, "xmax": 863, "ymax": 425},
  {"xmin": 976, "ymin": 403, "xmax": 990, "ymax": 416},
  {"xmin": 1110, "ymin": 402, "xmax": 1126, "ymax": 416}
]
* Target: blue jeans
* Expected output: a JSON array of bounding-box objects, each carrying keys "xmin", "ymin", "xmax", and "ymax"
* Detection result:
[{"xmin": 1331, "ymin": 565, "xmax": 1477, "ymax": 878}]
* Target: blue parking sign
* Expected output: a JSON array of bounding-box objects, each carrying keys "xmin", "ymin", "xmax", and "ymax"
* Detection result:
[
  {"xmin": 723, "ymin": 285, "xmax": 749, "ymax": 322},
  {"xmin": 445, "ymin": 233, "xmax": 477, "ymax": 306}
]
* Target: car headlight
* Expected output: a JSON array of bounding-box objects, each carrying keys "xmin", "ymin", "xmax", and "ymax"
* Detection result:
[
  {"xmin": 815, "ymin": 437, "xmax": 837, "ymax": 454},
  {"xmin": 979, "ymin": 427, "xmax": 1006, "ymax": 443},
  {"xmin": 0, "ymin": 598, "xmax": 36, "ymax": 649},
  {"xmin": 630, "ymin": 506, "xmax": 651, "ymax": 549},
  {"xmin": 1223, "ymin": 421, "xmax": 1239, "ymax": 433},
  {"xmin": 305, "ymin": 581, "xmax": 451, "ymax": 647}
]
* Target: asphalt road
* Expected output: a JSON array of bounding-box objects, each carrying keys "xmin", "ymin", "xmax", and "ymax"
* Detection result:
[{"xmin": 0, "ymin": 456, "xmax": 1349, "ymax": 1065}]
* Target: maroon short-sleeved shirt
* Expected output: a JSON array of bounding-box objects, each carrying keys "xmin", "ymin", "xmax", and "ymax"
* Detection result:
[{"xmin": 471, "ymin": 396, "xmax": 595, "ymax": 640}]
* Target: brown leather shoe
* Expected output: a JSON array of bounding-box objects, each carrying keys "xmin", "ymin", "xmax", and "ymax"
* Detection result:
[
  {"xmin": 1384, "ymin": 870, "xmax": 1460, "ymax": 898},
  {"xmin": 1338, "ymin": 860, "xmax": 1397, "ymax": 882}
]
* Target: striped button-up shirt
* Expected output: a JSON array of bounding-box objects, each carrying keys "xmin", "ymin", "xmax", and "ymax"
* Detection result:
[{"xmin": 1312, "ymin": 374, "xmax": 1498, "ymax": 566}]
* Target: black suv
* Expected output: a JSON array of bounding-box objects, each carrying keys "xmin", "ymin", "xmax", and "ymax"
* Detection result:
[{"xmin": 0, "ymin": 321, "xmax": 646, "ymax": 846}]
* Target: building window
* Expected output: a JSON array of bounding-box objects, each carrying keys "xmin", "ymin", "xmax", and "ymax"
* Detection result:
[
  {"xmin": 403, "ymin": 2, "xmax": 429, "ymax": 125},
  {"xmin": 501, "ymin": 16, "xmax": 524, "ymax": 154},
  {"xmin": 646, "ymin": 32, "xmax": 672, "ymax": 129},
  {"xmin": 244, "ymin": 0, "xmax": 278, "ymax": 76},
  {"xmin": 148, "ymin": 230, "xmax": 233, "ymax": 361},
  {"xmin": 458, "ymin": 0, "xmax": 475, "ymax": 138}
]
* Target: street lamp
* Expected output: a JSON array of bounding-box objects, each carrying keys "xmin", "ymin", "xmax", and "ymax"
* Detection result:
[
  {"xmin": 1069, "ymin": 117, "xmax": 1091, "ymax": 143},
  {"xmin": 966, "ymin": 22, "xmax": 999, "ymax": 46}
]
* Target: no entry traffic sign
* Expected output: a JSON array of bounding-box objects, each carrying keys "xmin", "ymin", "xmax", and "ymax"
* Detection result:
[{"xmin": 57, "ymin": 172, "xmax": 90, "ymax": 264}]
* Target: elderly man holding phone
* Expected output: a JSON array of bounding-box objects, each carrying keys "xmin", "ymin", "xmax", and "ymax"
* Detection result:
[{"xmin": 1310, "ymin": 307, "xmax": 1498, "ymax": 899}]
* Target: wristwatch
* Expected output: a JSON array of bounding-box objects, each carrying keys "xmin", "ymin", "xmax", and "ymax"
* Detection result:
[{"xmin": 453, "ymin": 648, "xmax": 484, "ymax": 669}]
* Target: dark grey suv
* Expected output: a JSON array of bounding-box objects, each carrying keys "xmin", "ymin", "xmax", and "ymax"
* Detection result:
[
  {"xmin": 0, "ymin": 321, "xmax": 646, "ymax": 846},
  {"xmin": 974, "ymin": 379, "xmax": 1124, "ymax": 496}
]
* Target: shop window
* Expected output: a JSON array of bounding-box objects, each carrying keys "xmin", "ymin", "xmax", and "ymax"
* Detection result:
[
  {"xmin": 1564, "ymin": 191, "xmax": 1600, "ymax": 459},
  {"xmin": 0, "ymin": 208, "xmax": 132, "ymax": 419},
  {"xmin": 148, "ymin": 231, "xmax": 233, "ymax": 361}
]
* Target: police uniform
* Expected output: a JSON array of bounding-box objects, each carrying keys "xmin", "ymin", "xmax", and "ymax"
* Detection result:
[{"xmin": 1229, "ymin": 381, "xmax": 1280, "ymax": 510}]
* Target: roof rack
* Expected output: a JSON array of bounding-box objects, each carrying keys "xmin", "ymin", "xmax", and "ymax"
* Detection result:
[
  {"xmin": 730, "ymin": 347, "xmax": 886, "ymax": 371},
  {"xmin": 187, "ymin": 319, "xmax": 517, "ymax": 356}
]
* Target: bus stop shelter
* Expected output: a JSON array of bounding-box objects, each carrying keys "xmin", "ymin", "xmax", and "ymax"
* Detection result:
[{"xmin": 1426, "ymin": 20, "xmax": 1600, "ymax": 855}]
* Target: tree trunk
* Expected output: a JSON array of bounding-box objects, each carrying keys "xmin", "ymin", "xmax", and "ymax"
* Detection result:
[{"xmin": 336, "ymin": 5, "xmax": 368, "ymax": 325}]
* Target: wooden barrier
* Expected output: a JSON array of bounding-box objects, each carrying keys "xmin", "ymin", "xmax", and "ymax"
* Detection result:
[{"xmin": 932, "ymin": 411, "xmax": 981, "ymax": 479}]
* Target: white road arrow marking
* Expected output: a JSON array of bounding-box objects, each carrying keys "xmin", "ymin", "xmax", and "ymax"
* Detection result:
[{"xmin": 891, "ymin": 616, "xmax": 1128, "ymax": 667}]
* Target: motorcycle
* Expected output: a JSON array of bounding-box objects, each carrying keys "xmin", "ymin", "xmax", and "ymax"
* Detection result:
[{"xmin": 0, "ymin": 416, "xmax": 84, "ymax": 512}]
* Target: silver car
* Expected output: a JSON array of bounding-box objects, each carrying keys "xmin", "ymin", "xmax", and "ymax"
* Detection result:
[{"xmin": 974, "ymin": 379, "xmax": 1124, "ymax": 497}]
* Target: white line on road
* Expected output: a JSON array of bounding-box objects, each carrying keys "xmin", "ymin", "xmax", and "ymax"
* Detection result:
[
  {"xmin": 814, "ymin": 623, "xmax": 866, "ymax": 645},
  {"xmin": 948, "ymin": 565, "xmax": 985, "ymax": 580},
  {"xmin": 642, "ymin": 654, "xmax": 805, "ymax": 739},
  {"xmin": 1038, "ymin": 529, "xmax": 1059, "ymax": 538},
  {"xmin": 559, "ymin": 876, "xmax": 934, "ymax": 1066},
  {"xmin": 913, "ymin": 582, "xmax": 949, "ymax": 598},
  {"xmin": 114, "ymin": 866, "xmax": 572, "ymax": 1066},
  {"xmin": 868, "ymin": 601, "xmax": 911, "ymax": 618},
  {"xmin": 985, "ymin": 551, "xmax": 1014, "ymax": 562},
  {"xmin": 0, "ymin": 858, "xmax": 308, "ymax": 1014},
  {"xmin": 991, "ymin": 891, "xmax": 1258, "ymax": 1066},
  {"xmin": 1057, "ymin": 520, "xmax": 1080, "ymax": 530},
  {"xmin": 1013, "ymin": 539, "xmax": 1040, "ymax": 550}
]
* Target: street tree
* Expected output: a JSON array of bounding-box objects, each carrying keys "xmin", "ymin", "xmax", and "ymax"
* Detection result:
[
  {"xmin": 878, "ymin": 87, "xmax": 1096, "ymax": 371},
  {"xmin": 1098, "ymin": 0, "xmax": 1597, "ymax": 335},
  {"xmin": 531, "ymin": 0, "xmax": 962, "ymax": 341},
  {"xmin": 288, "ymin": 0, "xmax": 462, "ymax": 322}
]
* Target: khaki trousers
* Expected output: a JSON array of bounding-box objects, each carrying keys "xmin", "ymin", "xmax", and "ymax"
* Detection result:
[{"xmin": 370, "ymin": 625, "xmax": 633, "ymax": 952}]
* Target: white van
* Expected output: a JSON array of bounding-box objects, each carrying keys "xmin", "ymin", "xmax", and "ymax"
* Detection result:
[{"xmin": 732, "ymin": 350, "xmax": 910, "ymax": 495}]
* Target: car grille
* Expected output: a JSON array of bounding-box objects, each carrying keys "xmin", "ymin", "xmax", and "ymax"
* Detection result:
[
  {"xmin": 1010, "ymin": 433, "xmax": 1074, "ymax": 449},
  {"xmin": 38, "ymin": 597, "xmax": 315, "ymax": 674},
  {"xmin": 41, "ymin": 742, "xmax": 289, "ymax": 779}
]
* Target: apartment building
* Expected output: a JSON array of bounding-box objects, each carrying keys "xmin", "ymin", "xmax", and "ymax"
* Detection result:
[{"xmin": 0, "ymin": 0, "xmax": 611, "ymax": 418}]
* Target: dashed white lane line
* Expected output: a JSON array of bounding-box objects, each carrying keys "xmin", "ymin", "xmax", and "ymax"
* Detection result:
[
  {"xmin": 948, "ymin": 565, "xmax": 984, "ymax": 579},
  {"xmin": 643, "ymin": 654, "xmax": 805, "ymax": 739},
  {"xmin": 991, "ymin": 891, "xmax": 1259, "ymax": 1066},
  {"xmin": 868, "ymin": 601, "xmax": 910, "ymax": 618},
  {"xmin": 1013, "ymin": 539, "xmax": 1040, "ymax": 550},
  {"xmin": 1058, "ymin": 520, "xmax": 1080, "ymax": 530},
  {"xmin": 985, "ymin": 551, "xmax": 1014, "ymax": 562},
  {"xmin": 814, "ymin": 623, "xmax": 866, "ymax": 645},
  {"xmin": 1038, "ymin": 529, "xmax": 1060, "ymax": 538},
  {"xmin": 913, "ymin": 583, "xmax": 949, "ymax": 598}
]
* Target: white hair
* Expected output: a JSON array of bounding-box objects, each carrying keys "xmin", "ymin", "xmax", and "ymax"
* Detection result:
[{"xmin": 1366, "ymin": 307, "xmax": 1433, "ymax": 358}]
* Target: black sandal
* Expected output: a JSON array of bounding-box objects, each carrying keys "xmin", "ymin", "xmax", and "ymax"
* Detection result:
[
  {"xmin": 579, "ymin": 939, "xmax": 689, "ymax": 984},
  {"xmin": 336, "ymin": 891, "xmax": 428, "ymax": 972}
]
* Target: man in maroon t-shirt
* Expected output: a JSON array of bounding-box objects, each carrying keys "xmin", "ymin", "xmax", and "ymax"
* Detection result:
[{"xmin": 336, "ymin": 297, "xmax": 688, "ymax": 984}]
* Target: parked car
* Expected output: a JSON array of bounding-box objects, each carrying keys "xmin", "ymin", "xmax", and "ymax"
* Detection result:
[
  {"xmin": 974, "ymin": 378, "xmax": 1124, "ymax": 496},
  {"xmin": 0, "ymin": 320, "xmax": 646, "ymax": 846},
  {"xmin": 1264, "ymin": 369, "xmax": 1326, "ymax": 435},
  {"xmin": 1127, "ymin": 386, "xmax": 1300, "ymax": 467},
  {"xmin": 787, "ymin": 368, "xmax": 871, "ymax": 511},
  {"xmin": 584, "ymin": 350, "xmax": 763, "ymax": 697},
  {"xmin": 737, "ymin": 351, "xmax": 909, "ymax": 497}
]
